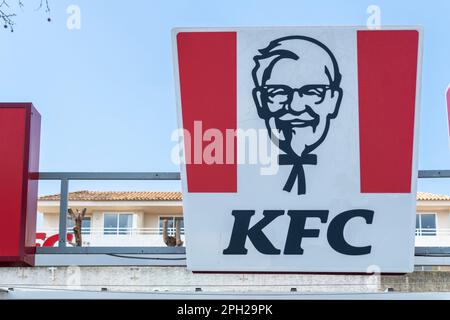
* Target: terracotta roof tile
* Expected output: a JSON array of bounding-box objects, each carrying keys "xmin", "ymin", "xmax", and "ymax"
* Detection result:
[
  {"xmin": 416, "ymin": 192, "xmax": 450, "ymax": 201},
  {"xmin": 39, "ymin": 190, "xmax": 182, "ymax": 201},
  {"xmin": 39, "ymin": 191, "xmax": 449, "ymax": 202}
]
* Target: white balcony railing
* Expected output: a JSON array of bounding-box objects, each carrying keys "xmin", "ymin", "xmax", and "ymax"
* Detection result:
[
  {"xmin": 36, "ymin": 228, "xmax": 186, "ymax": 247},
  {"xmin": 415, "ymin": 228, "xmax": 450, "ymax": 236},
  {"xmin": 36, "ymin": 227, "xmax": 450, "ymax": 248},
  {"xmin": 415, "ymin": 228, "xmax": 450, "ymax": 247}
]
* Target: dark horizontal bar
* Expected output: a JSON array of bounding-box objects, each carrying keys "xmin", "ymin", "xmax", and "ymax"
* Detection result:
[
  {"xmin": 418, "ymin": 170, "xmax": 450, "ymax": 178},
  {"xmin": 36, "ymin": 246, "xmax": 186, "ymax": 254},
  {"xmin": 36, "ymin": 246, "xmax": 448, "ymax": 256},
  {"xmin": 414, "ymin": 247, "xmax": 450, "ymax": 255},
  {"xmin": 36, "ymin": 172, "xmax": 181, "ymax": 180},
  {"xmin": 33, "ymin": 170, "xmax": 449, "ymax": 181}
]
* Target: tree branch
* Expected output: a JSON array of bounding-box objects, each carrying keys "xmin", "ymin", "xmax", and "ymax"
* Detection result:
[{"xmin": 1, "ymin": 0, "xmax": 51, "ymax": 32}]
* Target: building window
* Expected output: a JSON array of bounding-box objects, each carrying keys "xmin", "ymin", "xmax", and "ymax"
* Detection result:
[
  {"xmin": 159, "ymin": 216, "xmax": 184, "ymax": 235},
  {"xmin": 67, "ymin": 217, "xmax": 91, "ymax": 235},
  {"xmin": 416, "ymin": 213, "xmax": 436, "ymax": 236},
  {"xmin": 104, "ymin": 213, "xmax": 133, "ymax": 235}
]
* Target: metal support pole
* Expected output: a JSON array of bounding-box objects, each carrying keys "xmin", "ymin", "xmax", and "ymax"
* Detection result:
[
  {"xmin": 418, "ymin": 170, "xmax": 450, "ymax": 178},
  {"xmin": 58, "ymin": 179, "xmax": 69, "ymax": 248},
  {"xmin": 38, "ymin": 172, "xmax": 180, "ymax": 180},
  {"xmin": 32, "ymin": 170, "xmax": 448, "ymax": 257},
  {"xmin": 37, "ymin": 171, "xmax": 449, "ymax": 180}
]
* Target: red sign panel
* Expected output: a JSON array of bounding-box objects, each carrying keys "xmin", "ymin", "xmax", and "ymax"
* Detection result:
[
  {"xmin": 0, "ymin": 103, "xmax": 41, "ymax": 266},
  {"xmin": 177, "ymin": 32, "xmax": 237, "ymax": 193},
  {"xmin": 357, "ymin": 30, "xmax": 418, "ymax": 193}
]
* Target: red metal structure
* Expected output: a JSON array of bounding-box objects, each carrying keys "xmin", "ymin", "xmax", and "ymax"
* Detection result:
[{"xmin": 0, "ymin": 103, "xmax": 40, "ymax": 266}]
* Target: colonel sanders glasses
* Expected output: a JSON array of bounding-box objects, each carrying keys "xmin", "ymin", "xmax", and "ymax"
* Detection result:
[{"xmin": 257, "ymin": 84, "xmax": 332, "ymax": 116}]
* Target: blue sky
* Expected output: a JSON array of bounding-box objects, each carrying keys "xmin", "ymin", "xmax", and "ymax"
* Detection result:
[{"xmin": 0, "ymin": 0, "xmax": 448, "ymax": 196}]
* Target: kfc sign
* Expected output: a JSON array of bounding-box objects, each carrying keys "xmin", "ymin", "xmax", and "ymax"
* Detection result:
[{"xmin": 172, "ymin": 27, "xmax": 422, "ymax": 273}]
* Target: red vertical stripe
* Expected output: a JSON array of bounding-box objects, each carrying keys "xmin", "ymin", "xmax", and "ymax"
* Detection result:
[
  {"xmin": 0, "ymin": 108, "xmax": 26, "ymax": 257},
  {"xmin": 446, "ymin": 86, "xmax": 450, "ymax": 138},
  {"xmin": 357, "ymin": 30, "xmax": 419, "ymax": 193},
  {"xmin": 177, "ymin": 32, "xmax": 237, "ymax": 192}
]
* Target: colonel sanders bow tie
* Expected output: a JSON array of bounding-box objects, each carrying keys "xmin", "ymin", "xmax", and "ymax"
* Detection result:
[{"xmin": 278, "ymin": 153, "xmax": 317, "ymax": 195}]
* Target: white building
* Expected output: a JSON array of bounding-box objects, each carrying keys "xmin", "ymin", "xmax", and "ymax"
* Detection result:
[
  {"xmin": 37, "ymin": 191, "xmax": 183, "ymax": 247},
  {"xmin": 37, "ymin": 191, "xmax": 450, "ymax": 248}
]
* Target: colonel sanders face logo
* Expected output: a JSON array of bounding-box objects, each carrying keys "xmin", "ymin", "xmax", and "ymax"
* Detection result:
[{"xmin": 252, "ymin": 36, "xmax": 343, "ymax": 195}]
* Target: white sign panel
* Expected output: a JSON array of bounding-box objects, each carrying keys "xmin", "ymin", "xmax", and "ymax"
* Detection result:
[{"xmin": 172, "ymin": 27, "xmax": 422, "ymax": 273}]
